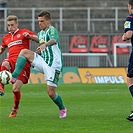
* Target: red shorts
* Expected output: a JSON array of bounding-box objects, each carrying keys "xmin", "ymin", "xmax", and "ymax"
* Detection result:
[{"xmin": 2, "ymin": 58, "xmax": 30, "ymax": 84}]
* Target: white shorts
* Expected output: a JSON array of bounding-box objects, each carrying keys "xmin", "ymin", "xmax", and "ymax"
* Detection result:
[{"xmin": 31, "ymin": 53, "xmax": 60, "ymax": 87}]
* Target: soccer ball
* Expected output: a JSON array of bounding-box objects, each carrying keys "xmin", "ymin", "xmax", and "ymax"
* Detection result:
[{"xmin": 0, "ymin": 70, "xmax": 12, "ymax": 85}]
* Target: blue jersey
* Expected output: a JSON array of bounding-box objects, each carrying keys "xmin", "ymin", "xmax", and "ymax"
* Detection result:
[
  {"xmin": 124, "ymin": 14, "xmax": 133, "ymax": 77},
  {"xmin": 124, "ymin": 14, "xmax": 133, "ymax": 46}
]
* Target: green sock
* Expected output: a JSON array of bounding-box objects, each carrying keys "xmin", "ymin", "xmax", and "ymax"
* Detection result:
[
  {"xmin": 52, "ymin": 93, "xmax": 65, "ymax": 110},
  {"xmin": 12, "ymin": 55, "xmax": 27, "ymax": 78}
]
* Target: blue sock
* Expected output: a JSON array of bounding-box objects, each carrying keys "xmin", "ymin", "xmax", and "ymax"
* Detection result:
[{"xmin": 129, "ymin": 85, "xmax": 133, "ymax": 97}]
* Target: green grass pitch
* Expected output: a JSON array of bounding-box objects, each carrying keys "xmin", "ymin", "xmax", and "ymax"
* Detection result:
[{"xmin": 0, "ymin": 84, "xmax": 133, "ymax": 133}]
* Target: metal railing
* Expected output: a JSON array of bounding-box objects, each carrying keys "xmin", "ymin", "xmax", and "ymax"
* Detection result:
[
  {"xmin": 62, "ymin": 53, "xmax": 113, "ymax": 67},
  {"xmin": 0, "ymin": 7, "xmax": 128, "ymax": 33}
]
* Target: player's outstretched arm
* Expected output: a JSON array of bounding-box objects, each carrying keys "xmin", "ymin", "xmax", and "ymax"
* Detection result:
[
  {"xmin": 23, "ymin": 32, "xmax": 39, "ymax": 43},
  {"xmin": 30, "ymin": 35, "xmax": 39, "ymax": 43}
]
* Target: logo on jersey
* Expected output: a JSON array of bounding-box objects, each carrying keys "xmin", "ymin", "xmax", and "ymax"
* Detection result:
[
  {"xmin": 39, "ymin": 39, "xmax": 45, "ymax": 44},
  {"xmin": 8, "ymin": 40, "xmax": 22, "ymax": 47},
  {"xmin": 17, "ymin": 34, "xmax": 21, "ymax": 38},
  {"xmin": 6, "ymin": 39, "xmax": 10, "ymax": 43},
  {"xmin": 124, "ymin": 21, "xmax": 131, "ymax": 28}
]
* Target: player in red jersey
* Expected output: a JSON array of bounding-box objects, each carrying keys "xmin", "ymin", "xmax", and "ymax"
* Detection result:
[{"xmin": 0, "ymin": 15, "xmax": 38, "ymax": 117}]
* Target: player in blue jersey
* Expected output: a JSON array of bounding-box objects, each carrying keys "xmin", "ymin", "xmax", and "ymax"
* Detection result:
[
  {"xmin": 11, "ymin": 10, "xmax": 67, "ymax": 118},
  {"xmin": 122, "ymin": 0, "xmax": 133, "ymax": 121}
]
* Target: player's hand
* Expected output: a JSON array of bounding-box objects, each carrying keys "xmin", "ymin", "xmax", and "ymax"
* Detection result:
[
  {"xmin": 35, "ymin": 47, "xmax": 41, "ymax": 55},
  {"xmin": 39, "ymin": 44, "xmax": 47, "ymax": 50},
  {"xmin": 35, "ymin": 44, "xmax": 47, "ymax": 55},
  {"xmin": 122, "ymin": 34, "xmax": 127, "ymax": 41},
  {"xmin": 122, "ymin": 33, "xmax": 131, "ymax": 42},
  {"xmin": 23, "ymin": 32, "xmax": 31, "ymax": 38}
]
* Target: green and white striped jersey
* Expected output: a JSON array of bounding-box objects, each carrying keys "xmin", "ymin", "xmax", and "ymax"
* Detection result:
[{"xmin": 37, "ymin": 26, "xmax": 63, "ymax": 70}]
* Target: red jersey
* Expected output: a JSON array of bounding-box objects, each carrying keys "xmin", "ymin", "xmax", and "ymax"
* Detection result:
[
  {"xmin": 1, "ymin": 29, "xmax": 36, "ymax": 84},
  {"xmin": 1, "ymin": 28, "xmax": 35, "ymax": 62}
]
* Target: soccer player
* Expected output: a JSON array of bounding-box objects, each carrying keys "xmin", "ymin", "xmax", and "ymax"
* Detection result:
[
  {"xmin": 12, "ymin": 10, "xmax": 67, "ymax": 118},
  {"xmin": 0, "ymin": 15, "xmax": 37, "ymax": 117},
  {"xmin": 122, "ymin": 0, "xmax": 133, "ymax": 121}
]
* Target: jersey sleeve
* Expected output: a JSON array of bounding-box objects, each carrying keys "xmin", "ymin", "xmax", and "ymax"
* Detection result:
[
  {"xmin": 124, "ymin": 15, "xmax": 133, "ymax": 33},
  {"xmin": 49, "ymin": 26, "xmax": 58, "ymax": 40}
]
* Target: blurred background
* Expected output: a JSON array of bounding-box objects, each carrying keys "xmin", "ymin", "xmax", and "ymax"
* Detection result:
[{"xmin": 0, "ymin": 0, "xmax": 130, "ymax": 68}]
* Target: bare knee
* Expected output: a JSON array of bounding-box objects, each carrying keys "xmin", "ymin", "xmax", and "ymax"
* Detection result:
[
  {"xmin": 47, "ymin": 86, "xmax": 56, "ymax": 99},
  {"xmin": 12, "ymin": 80, "xmax": 23, "ymax": 92},
  {"xmin": 19, "ymin": 49, "xmax": 34, "ymax": 63},
  {"xmin": 1, "ymin": 61, "xmax": 10, "ymax": 70},
  {"xmin": 20, "ymin": 49, "xmax": 29, "ymax": 56}
]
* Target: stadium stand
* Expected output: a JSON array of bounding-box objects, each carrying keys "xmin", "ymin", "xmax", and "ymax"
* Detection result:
[
  {"xmin": 6, "ymin": 0, "xmax": 126, "ymax": 8},
  {"xmin": 3, "ymin": 0, "xmax": 127, "ymax": 33}
]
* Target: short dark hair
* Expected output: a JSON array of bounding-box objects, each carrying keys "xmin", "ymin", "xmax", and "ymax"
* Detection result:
[
  {"xmin": 38, "ymin": 10, "xmax": 51, "ymax": 20},
  {"xmin": 129, "ymin": 0, "xmax": 133, "ymax": 6}
]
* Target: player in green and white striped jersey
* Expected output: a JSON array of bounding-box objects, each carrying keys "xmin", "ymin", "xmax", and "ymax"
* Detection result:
[
  {"xmin": 12, "ymin": 10, "xmax": 67, "ymax": 118},
  {"xmin": 37, "ymin": 25, "xmax": 63, "ymax": 70}
]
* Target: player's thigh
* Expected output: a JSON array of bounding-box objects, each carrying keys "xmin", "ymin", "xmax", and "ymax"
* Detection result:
[
  {"xmin": 31, "ymin": 53, "xmax": 45, "ymax": 73},
  {"xmin": 44, "ymin": 66, "xmax": 60, "ymax": 85},
  {"xmin": 33, "ymin": 57, "xmax": 60, "ymax": 84}
]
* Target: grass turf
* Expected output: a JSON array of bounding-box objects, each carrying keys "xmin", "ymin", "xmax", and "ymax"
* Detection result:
[{"xmin": 0, "ymin": 84, "xmax": 133, "ymax": 133}]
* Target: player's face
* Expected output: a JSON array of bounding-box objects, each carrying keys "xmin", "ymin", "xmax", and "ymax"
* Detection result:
[
  {"xmin": 38, "ymin": 16, "xmax": 50, "ymax": 30},
  {"xmin": 7, "ymin": 20, "xmax": 18, "ymax": 33}
]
